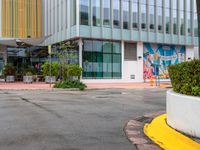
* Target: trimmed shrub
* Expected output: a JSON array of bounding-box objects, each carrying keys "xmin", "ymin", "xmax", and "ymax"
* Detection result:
[
  {"xmin": 41, "ymin": 61, "xmax": 60, "ymax": 77},
  {"xmin": 54, "ymin": 80, "xmax": 87, "ymax": 91},
  {"xmin": 168, "ymin": 59, "xmax": 200, "ymax": 96}
]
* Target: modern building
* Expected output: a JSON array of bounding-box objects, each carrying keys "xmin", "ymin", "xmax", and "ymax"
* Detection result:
[
  {"xmin": 42, "ymin": 0, "xmax": 199, "ymax": 83},
  {"xmin": 0, "ymin": 0, "xmax": 199, "ymax": 83},
  {"xmin": 0, "ymin": 0, "xmax": 44, "ymax": 77}
]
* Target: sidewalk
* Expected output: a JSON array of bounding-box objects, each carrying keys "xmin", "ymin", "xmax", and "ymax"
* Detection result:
[
  {"xmin": 0, "ymin": 82, "xmax": 52, "ymax": 90},
  {"xmin": 0, "ymin": 82, "xmax": 172, "ymax": 90},
  {"xmin": 86, "ymin": 82, "xmax": 171, "ymax": 89}
]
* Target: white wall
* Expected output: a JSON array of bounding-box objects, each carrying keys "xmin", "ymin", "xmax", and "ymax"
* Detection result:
[
  {"xmin": 122, "ymin": 42, "xmax": 144, "ymax": 82},
  {"xmin": 186, "ymin": 46, "xmax": 195, "ymax": 61},
  {"xmin": 194, "ymin": 47, "xmax": 199, "ymax": 59}
]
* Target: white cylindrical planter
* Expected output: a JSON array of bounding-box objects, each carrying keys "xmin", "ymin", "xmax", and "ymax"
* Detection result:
[
  {"xmin": 23, "ymin": 76, "xmax": 33, "ymax": 84},
  {"xmin": 6, "ymin": 76, "xmax": 15, "ymax": 82},
  {"xmin": 45, "ymin": 76, "xmax": 56, "ymax": 83},
  {"xmin": 167, "ymin": 90, "xmax": 200, "ymax": 138}
]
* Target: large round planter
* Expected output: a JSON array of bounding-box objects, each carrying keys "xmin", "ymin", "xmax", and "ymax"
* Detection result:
[
  {"xmin": 6, "ymin": 76, "xmax": 15, "ymax": 82},
  {"xmin": 167, "ymin": 90, "xmax": 200, "ymax": 138},
  {"xmin": 45, "ymin": 76, "xmax": 56, "ymax": 83},
  {"xmin": 23, "ymin": 76, "xmax": 33, "ymax": 84}
]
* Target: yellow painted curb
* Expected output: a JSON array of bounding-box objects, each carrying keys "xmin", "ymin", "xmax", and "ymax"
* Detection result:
[{"xmin": 144, "ymin": 114, "xmax": 200, "ymax": 150}]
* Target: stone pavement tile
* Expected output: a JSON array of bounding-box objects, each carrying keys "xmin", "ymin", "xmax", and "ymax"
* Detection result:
[
  {"xmin": 130, "ymin": 138, "xmax": 148, "ymax": 145},
  {"xmin": 137, "ymin": 144, "xmax": 161, "ymax": 150}
]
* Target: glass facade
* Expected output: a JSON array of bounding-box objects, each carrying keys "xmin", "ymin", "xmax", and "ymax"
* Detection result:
[
  {"xmin": 80, "ymin": 0, "xmax": 89, "ymax": 25},
  {"xmin": 103, "ymin": 0, "xmax": 111, "ymax": 26},
  {"xmin": 180, "ymin": 1, "xmax": 185, "ymax": 35},
  {"xmin": 92, "ymin": 0, "xmax": 101, "ymax": 26},
  {"xmin": 141, "ymin": 0, "xmax": 147, "ymax": 30},
  {"xmin": 113, "ymin": 0, "xmax": 120, "ymax": 28},
  {"xmin": 78, "ymin": 0, "xmax": 198, "ymax": 39},
  {"xmin": 132, "ymin": 0, "xmax": 138, "ymax": 29},
  {"xmin": 165, "ymin": 0, "xmax": 170, "ymax": 34},
  {"xmin": 157, "ymin": 0, "xmax": 163, "ymax": 33},
  {"xmin": 82, "ymin": 40, "xmax": 121, "ymax": 79},
  {"xmin": 173, "ymin": 0, "xmax": 178, "ymax": 35},
  {"xmin": 123, "ymin": 0, "xmax": 129, "ymax": 29}
]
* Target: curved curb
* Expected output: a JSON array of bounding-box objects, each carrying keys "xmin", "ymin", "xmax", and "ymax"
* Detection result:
[
  {"xmin": 144, "ymin": 114, "xmax": 200, "ymax": 150},
  {"xmin": 124, "ymin": 111, "xmax": 164, "ymax": 150}
]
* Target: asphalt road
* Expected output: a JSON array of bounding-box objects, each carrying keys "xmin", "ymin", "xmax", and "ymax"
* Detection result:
[{"xmin": 0, "ymin": 88, "xmax": 167, "ymax": 150}]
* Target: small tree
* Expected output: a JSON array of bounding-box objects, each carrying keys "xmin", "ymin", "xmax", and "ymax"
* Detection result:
[{"xmin": 53, "ymin": 41, "xmax": 77, "ymax": 80}]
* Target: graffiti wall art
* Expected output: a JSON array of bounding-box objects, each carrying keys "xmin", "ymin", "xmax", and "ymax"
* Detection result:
[{"xmin": 143, "ymin": 43, "xmax": 185, "ymax": 80}]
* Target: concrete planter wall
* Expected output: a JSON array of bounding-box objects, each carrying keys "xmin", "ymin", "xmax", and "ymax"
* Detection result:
[
  {"xmin": 167, "ymin": 90, "xmax": 200, "ymax": 138},
  {"xmin": 23, "ymin": 76, "xmax": 33, "ymax": 83},
  {"xmin": 45, "ymin": 76, "xmax": 56, "ymax": 83},
  {"xmin": 6, "ymin": 76, "xmax": 15, "ymax": 82}
]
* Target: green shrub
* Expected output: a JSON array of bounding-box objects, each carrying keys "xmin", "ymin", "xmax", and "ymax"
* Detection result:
[
  {"xmin": 25, "ymin": 72, "xmax": 33, "ymax": 76},
  {"xmin": 168, "ymin": 59, "xmax": 200, "ymax": 96},
  {"xmin": 3, "ymin": 64, "xmax": 16, "ymax": 76},
  {"xmin": 67, "ymin": 64, "xmax": 82, "ymax": 79},
  {"xmin": 54, "ymin": 80, "xmax": 87, "ymax": 91},
  {"xmin": 41, "ymin": 61, "xmax": 60, "ymax": 77}
]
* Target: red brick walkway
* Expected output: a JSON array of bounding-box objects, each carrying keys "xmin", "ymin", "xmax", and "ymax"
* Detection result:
[
  {"xmin": 0, "ymin": 82, "xmax": 52, "ymax": 90},
  {"xmin": 0, "ymin": 82, "xmax": 171, "ymax": 90}
]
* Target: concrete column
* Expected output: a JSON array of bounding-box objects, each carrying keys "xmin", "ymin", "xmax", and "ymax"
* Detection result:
[
  {"xmin": 121, "ymin": 41, "xmax": 125, "ymax": 80},
  {"xmin": 136, "ymin": 42, "xmax": 144, "ymax": 82},
  {"xmin": 78, "ymin": 39, "xmax": 83, "ymax": 76}
]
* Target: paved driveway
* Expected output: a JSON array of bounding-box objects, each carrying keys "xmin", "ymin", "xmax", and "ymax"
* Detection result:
[{"xmin": 0, "ymin": 88, "xmax": 167, "ymax": 150}]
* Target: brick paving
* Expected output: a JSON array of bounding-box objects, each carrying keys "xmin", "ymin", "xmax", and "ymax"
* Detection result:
[
  {"xmin": 86, "ymin": 82, "xmax": 170, "ymax": 89},
  {"xmin": 0, "ymin": 82, "xmax": 171, "ymax": 90},
  {"xmin": 0, "ymin": 82, "xmax": 52, "ymax": 90},
  {"xmin": 124, "ymin": 111, "xmax": 165, "ymax": 150}
]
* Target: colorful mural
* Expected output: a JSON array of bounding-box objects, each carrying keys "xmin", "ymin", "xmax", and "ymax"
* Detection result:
[{"xmin": 143, "ymin": 43, "xmax": 185, "ymax": 80}]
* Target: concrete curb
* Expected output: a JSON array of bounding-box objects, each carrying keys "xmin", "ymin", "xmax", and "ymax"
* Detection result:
[{"xmin": 124, "ymin": 111, "xmax": 165, "ymax": 150}]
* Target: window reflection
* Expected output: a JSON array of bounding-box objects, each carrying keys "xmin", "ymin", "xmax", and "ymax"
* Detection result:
[
  {"xmin": 92, "ymin": 0, "xmax": 101, "ymax": 26},
  {"xmin": 103, "ymin": 0, "xmax": 111, "ymax": 26},
  {"xmin": 80, "ymin": 0, "xmax": 89, "ymax": 25},
  {"xmin": 123, "ymin": 0, "xmax": 129, "ymax": 29},
  {"xmin": 113, "ymin": 0, "xmax": 120, "ymax": 28}
]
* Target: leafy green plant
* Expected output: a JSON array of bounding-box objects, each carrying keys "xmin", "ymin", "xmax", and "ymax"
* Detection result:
[
  {"xmin": 52, "ymin": 41, "xmax": 77, "ymax": 79},
  {"xmin": 3, "ymin": 64, "xmax": 16, "ymax": 76},
  {"xmin": 25, "ymin": 72, "xmax": 33, "ymax": 76},
  {"xmin": 54, "ymin": 80, "xmax": 87, "ymax": 91},
  {"xmin": 168, "ymin": 59, "xmax": 200, "ymax": 96},
  {"xmin": 67, "ymin": 64, "xmax": 82, "ymax": 80},
  {"xmin": 41, "ymin": 61, "xmax": 60, "ymax": 77}
]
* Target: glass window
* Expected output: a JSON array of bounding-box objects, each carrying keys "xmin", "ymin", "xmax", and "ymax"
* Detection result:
[
  {"xmin": 165, "ymin": 0, "xmax": 170, "ymax": 34},
  {"xmin": 141, "ymin": 0, "xmax": 147, "ymax": 30},
  {"xmin": 123, "ymin": 0, "xmax": 129, "ymax": 29},
  {"xmin": 132, "ymin": 0, "xmax": 138, "ymax": 29},
  {"xmin": 70, "ymin": 0, "xmax": 76, "ymax": 26},
  {"xmin": 194, "ymin": 0, "xmax": 198, "ymax": 37},
  {"xmin": 187, "ymin": 0, "xmax": 192, "ymax": 36},
  {"xmin": 113, "ymin": 0, "xmax": 120, "ymax": 28},
  {"xmin": 173, "ymin": 0, "xmax": 178, "ymax": 34},
  {"xmin": 149, "ymin": 0, "xmax": 155, "ymax": 31},
  {"xmin": 82, "ymin": 40, "xmax": 121, "ymax": 79},
  {"xmin": 103, "ymin": 41, "xmax": 112, "ymax": 53},
  {"xmin": 103, "ymin": 0, "xmax": 111, "ymax": 26},
  {"xmin": 80, "ymin": 0, "xmax": 89, "ymax": 25},
  {"xmin": 180, "ymin": 1, "xmax": 185, "ymax": 35},
  {"xmin": 157, "ymin": 0, "xmax": 163, "ymax": 32},
  {"xmin": 92, "ymin": 0, "xmax": 101, "ymax": 26}
]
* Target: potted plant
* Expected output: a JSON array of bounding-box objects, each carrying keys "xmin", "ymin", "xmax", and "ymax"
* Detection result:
[
  {"xmin": 167, "ymin": 60, "xmax": 200, "ymax": 138},
  {"xmin": 3, "ymin": 64, "xmax": 16, "ymax": 82},
  {"xmin": 41, "ymin": 61, "xmax": 59, "ymax": 83},
  {"xmin": 67, "ymin": 64, "xmax": 82, "ymax": 81},
  {"xmin": 23, "ymin": 71, "xmax": 33, "ymax": 84}
]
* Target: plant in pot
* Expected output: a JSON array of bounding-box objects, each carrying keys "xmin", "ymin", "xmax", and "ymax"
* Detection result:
[
  {"xmin": 67, "ymin": 64, "xmax": 82, "ymax": 81},
  {"xmin": 23, "ymin": 71, "xmax": 33, "ymax": 84},
  {"xmin": 41, "ymin": 61, "xmax": 59, "ymax": 83},
  {"xmin": 3, "ymin": 64, "xmax": 16, "ymax": 82}
]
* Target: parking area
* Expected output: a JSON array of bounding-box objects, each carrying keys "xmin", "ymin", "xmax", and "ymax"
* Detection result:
[{"xmin": 0, "ymin": 88, "xmax": 166, "ymax": 150}]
